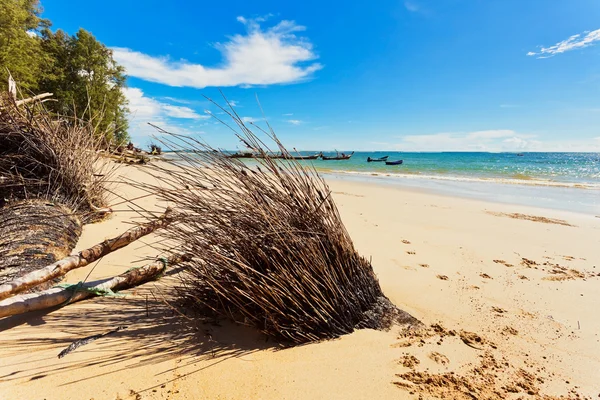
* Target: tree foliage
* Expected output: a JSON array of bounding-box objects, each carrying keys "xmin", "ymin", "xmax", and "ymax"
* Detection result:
[
  {"xmin": 0, "ymin": 0, "xmax": 129, "ymax": 145},
  {"xmin": 0, "ymin": 0, "xmax": 49, "ymax": 91},
  {"xmin": 39, "ymin": 29, "xmax": 129, "ymax": 145}
]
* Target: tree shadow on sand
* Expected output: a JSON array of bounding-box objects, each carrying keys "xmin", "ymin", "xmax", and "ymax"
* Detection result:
[{"xmin": 0, "ymin": 273, "xmax": 282, "ymax": 392}]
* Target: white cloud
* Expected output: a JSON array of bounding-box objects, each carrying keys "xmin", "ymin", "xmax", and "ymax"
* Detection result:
[
  {"xmin": 124, "ymin": 87, "xmax": 204, "ymax": 120},
  {"xmin": 397, "ymin": 130, "xmax": 535, "ymax": 151},
  {"xmin": 112, "ymin": 17, "xmax": 322, "ymax": 89},
  {"xmin": 527, "ymin": 29, "xmax": 600, "ymax": 57},
  {"xmin": 123, "ymin": 87, "xmax": 208, "ymax": 140},
  {"xmin": 287, "ymin": 119, "xmax": 302, "ymax": 125},
  {"xmin": 404, "ymin": 1, "xmax": 420, "ymax": 12},
  {"xmin": 242, "ymin": 116, "xmax": 260, "ymax": 123},
  {"xmin": 394, "ymin": 130, "xmax": 600, "ymax": 152},
  {"xmin": 283, "ymin": 113, "xmax": 294, "ymax": 116}
]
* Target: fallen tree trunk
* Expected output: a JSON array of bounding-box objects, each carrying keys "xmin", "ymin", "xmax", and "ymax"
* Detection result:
[
  {"xmin": 0, "ymin": 201, "xmax": 83, "ymax": 288},
  {"xmin": 0, "ymin": 253, "xmax": 188, "ymax": 318},
  {"xmin": 0, "ymin": 208, "xmax": 173, "ymax": 301}
]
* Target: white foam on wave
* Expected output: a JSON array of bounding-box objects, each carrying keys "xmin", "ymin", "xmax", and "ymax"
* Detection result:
[{"xmin": 323, "ymin": 169, "xmax": 600, "ymax": 190}]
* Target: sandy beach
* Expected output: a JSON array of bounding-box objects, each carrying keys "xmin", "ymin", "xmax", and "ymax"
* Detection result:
[{"xmin": 1, "ymin": 164, "xmax": 599, "ymax": 399}]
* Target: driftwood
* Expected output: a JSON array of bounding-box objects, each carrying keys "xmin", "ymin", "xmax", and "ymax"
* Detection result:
[
  {"xmin": 0, "ymin": 253, "xmax": 188, "ymax": 318},
  {"xmin": 0, "ymin": 209, "xmax": 173, "ymax": 301}
]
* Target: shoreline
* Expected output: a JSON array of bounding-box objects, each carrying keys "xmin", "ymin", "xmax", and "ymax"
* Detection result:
[{"xmin": 323, "ymin": 171, "xmax": 600, "ymax": 217}]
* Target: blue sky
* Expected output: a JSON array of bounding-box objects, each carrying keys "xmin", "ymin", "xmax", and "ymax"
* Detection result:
[{"xmin": 42, "ymin": 0, "xmax": 600, "ymax": 151}]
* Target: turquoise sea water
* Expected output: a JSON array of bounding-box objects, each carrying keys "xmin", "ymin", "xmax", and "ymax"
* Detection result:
[
  {"xmin": 305, "ymin": 152, "xmax": 600, "ymax": 188},
  {"xmin": 166, "ymin": 151, "xmax": 600, "ymax": 215}
]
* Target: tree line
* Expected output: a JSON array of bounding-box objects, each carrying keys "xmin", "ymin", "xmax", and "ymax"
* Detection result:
[{"xmin": 0, "ymin": 0, "xmax": 129, "ymax": 145}]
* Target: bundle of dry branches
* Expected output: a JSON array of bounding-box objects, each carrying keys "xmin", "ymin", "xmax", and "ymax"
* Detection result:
[
  {"xmin": 0, "ymin": 92, "xmax": 112, "ymax": 287},
  {"xmin": 0, "ymin": 93, "xmax": 110, "ymax": 215},
  {"xmin": 134, "ymin": 99, "xmax": 419, "ymax": 343}
]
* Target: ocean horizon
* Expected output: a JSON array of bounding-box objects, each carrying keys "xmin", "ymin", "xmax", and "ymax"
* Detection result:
[{"xmin": 164, "ymin": 151, "xmax": 600, "ymax": 215}]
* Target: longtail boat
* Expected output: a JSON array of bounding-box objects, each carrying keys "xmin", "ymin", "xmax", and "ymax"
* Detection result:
[
  {"xmin": 367, "ymin": 156, "xmax": 389, "ymax": 162},
  {"xmin": 280, "ymin": 152, "xmax": 322, "ymax": 160},
  {"xmin": 385, "ymin": 160, "xmax": 403, "ymax": 165},
  {"xmin": 227, "ymin": 152, "xmax": 255, "ymax": 158},
  {"xmin": 321, "ymin": 151, "xmax": 354, "ymax": 160}
]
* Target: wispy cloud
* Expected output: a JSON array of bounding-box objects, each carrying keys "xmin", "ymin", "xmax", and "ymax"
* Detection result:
[
  {"xmin": 287, "ymin": 119, "xmax": 302, "ymax": 125},
  {"xmin": 242, "ymin": 116, "xmax": 261, "ymax": 123},
  {"xmin": 404, "ymin": 1, "xmax": 420, "ymax": 12},
  {"xmin": 283, "ymin": 113, "xmax": 294, "ymax": 116},
  {"xmin": 527, "ymin": 28, "xmax": 600, "ymax": 58},
  {"xmin": 112, "ymin": 17, "xmax": 322, "ymax": 89},
  {"xmin": 396, "ymin": 130, "xmax": 538, "ymax": 151},
  {"xmin": 123, "ymin": 87, "xmax": 207, "ymax": 139}
]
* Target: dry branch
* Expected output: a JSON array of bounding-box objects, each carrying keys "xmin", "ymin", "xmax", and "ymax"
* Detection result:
[
  {"xmin": 0, "ymin": 253, "xmax": 188, "ymax": 318},
  {"xmin": 0, "ymin": 209, "xmax": 173, "ymax": 301},
  {"xmin": 15, "ymin": 92, "xmax": 53, "ymax": 106}
]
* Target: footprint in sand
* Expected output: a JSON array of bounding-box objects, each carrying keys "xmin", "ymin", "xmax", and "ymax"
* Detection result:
[
  {"xmin": 480, "ymin": 273, "xmax": 493, "ymax": 279},
  {"xmin": 428, "ymin": 352, "xmax": 450, "ymax": 365},
  {"xmin": 502, "ymin": 326, "xmax": 519, "ymax": 336},
  {"xmin": 437, "ymin": 275, "xmax": 449, "ymax": 280},
  {"xmin": 491, "ymin": 306, "xmax": 507, "ymax": 314},
  {"xmin": 419, "ymin": 263, "xmax": 430, "ymax": 268},
  {"xmin": 493, "ymin": 259, "xmax": 514, "ymax": 267},
  {"xmin": 399, "ymin": 354, "xmax": 420, "ymax": 368}
]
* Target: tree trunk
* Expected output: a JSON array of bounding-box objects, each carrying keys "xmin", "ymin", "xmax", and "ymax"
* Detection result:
[
  {"xmin": 0, "ymin": 200, "xmax": 82, "ymax": 290},
  {"xmin": 0, "ymin": 254, "xmax": 188, "ymax": 319}
]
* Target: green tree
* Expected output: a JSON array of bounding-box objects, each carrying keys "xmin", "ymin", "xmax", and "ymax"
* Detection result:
[
  {"xmin": 39, "ymin": 28, "xmax": 129, "ymax": 145},
  {"xmin": 0, "ymin": 0, "xmax": 49, "ymax": 91}
]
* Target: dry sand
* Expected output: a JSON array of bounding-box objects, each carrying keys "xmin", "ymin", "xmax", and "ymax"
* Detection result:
[{"xmin": 1, "ymin": 165, "xmax": 599, "ymax": 399}]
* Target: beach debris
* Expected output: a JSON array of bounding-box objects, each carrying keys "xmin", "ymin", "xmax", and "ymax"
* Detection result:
[
  {"xmin": 401, "ymin": 240, "xmax": 411, "ymax": 244},
  {"xmin": 0, "ymin": 209, "xmax": 173, "ymax": 301},
  {"xmin": 132, "ymin": 96, "xmax": 420, "ymax": 343},
  {"xmin": 0, "ymin": 254, "xmax": 188, "ymax": 318},
  {"xmin": 437, "ymin": 275, "xmax": 449, "ymax": 280},
  {"xmin": 406, "ymin": 251, "xmax": 416, "ymax": 255},
  {"xmin": 479, "ymin": 273, "xmax": 493, "ymax": 279},
  {"xmin": 58, "ymin": 326, "xmax": 126, "ymax": 359}
]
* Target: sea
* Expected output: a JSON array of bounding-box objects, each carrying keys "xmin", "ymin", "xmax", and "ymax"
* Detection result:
[{"xmin": 167, "ymin": 151, "xmax": 600, "ymax": 216}]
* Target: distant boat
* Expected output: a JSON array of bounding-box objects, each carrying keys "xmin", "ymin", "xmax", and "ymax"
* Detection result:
[
  {"xmin": 321, "ymin": 151, "xmax": 354, "ymax": 160},
  {"xmin": 385, "ymin": 160, "xmax": 403, "ymax": 165},
  {"xmin": 516, "ymin": 153, "xmax": 524, "ymax": 156},
  {"xmin": 367, "ymin": 156, "xmax": 389, "ymax": 162},
  {"xmin": 227, "ymin": 151, "xmax": 255, "ymax": 158},
  {"xmin": 280, "ymin": 152, "xmax": 322, "ymax": 160}
]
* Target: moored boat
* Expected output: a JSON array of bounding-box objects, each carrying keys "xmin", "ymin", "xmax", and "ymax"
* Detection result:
[
  {"xmin": 227, "ymin": 151, "xmax": 255, "ymax": 158},
  {"xmin": 367, "ymin": 156, "xmax": 389, "ymax": 162},
  {"xmin": 321, "ymin": 151, "xmax": 354, "ymax": 160},
  {"xmin": 280, "ymin": 152, "xmax": 322, "ymax": 160},
  {"xmin": 385, "ymin": 160, "xmax": 403, "ymax": 165}
]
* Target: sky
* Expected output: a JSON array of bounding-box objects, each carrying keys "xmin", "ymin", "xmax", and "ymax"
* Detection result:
[{"xmin": 41, "ymin": 0, "xmax": 600, "ymax": 152}]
